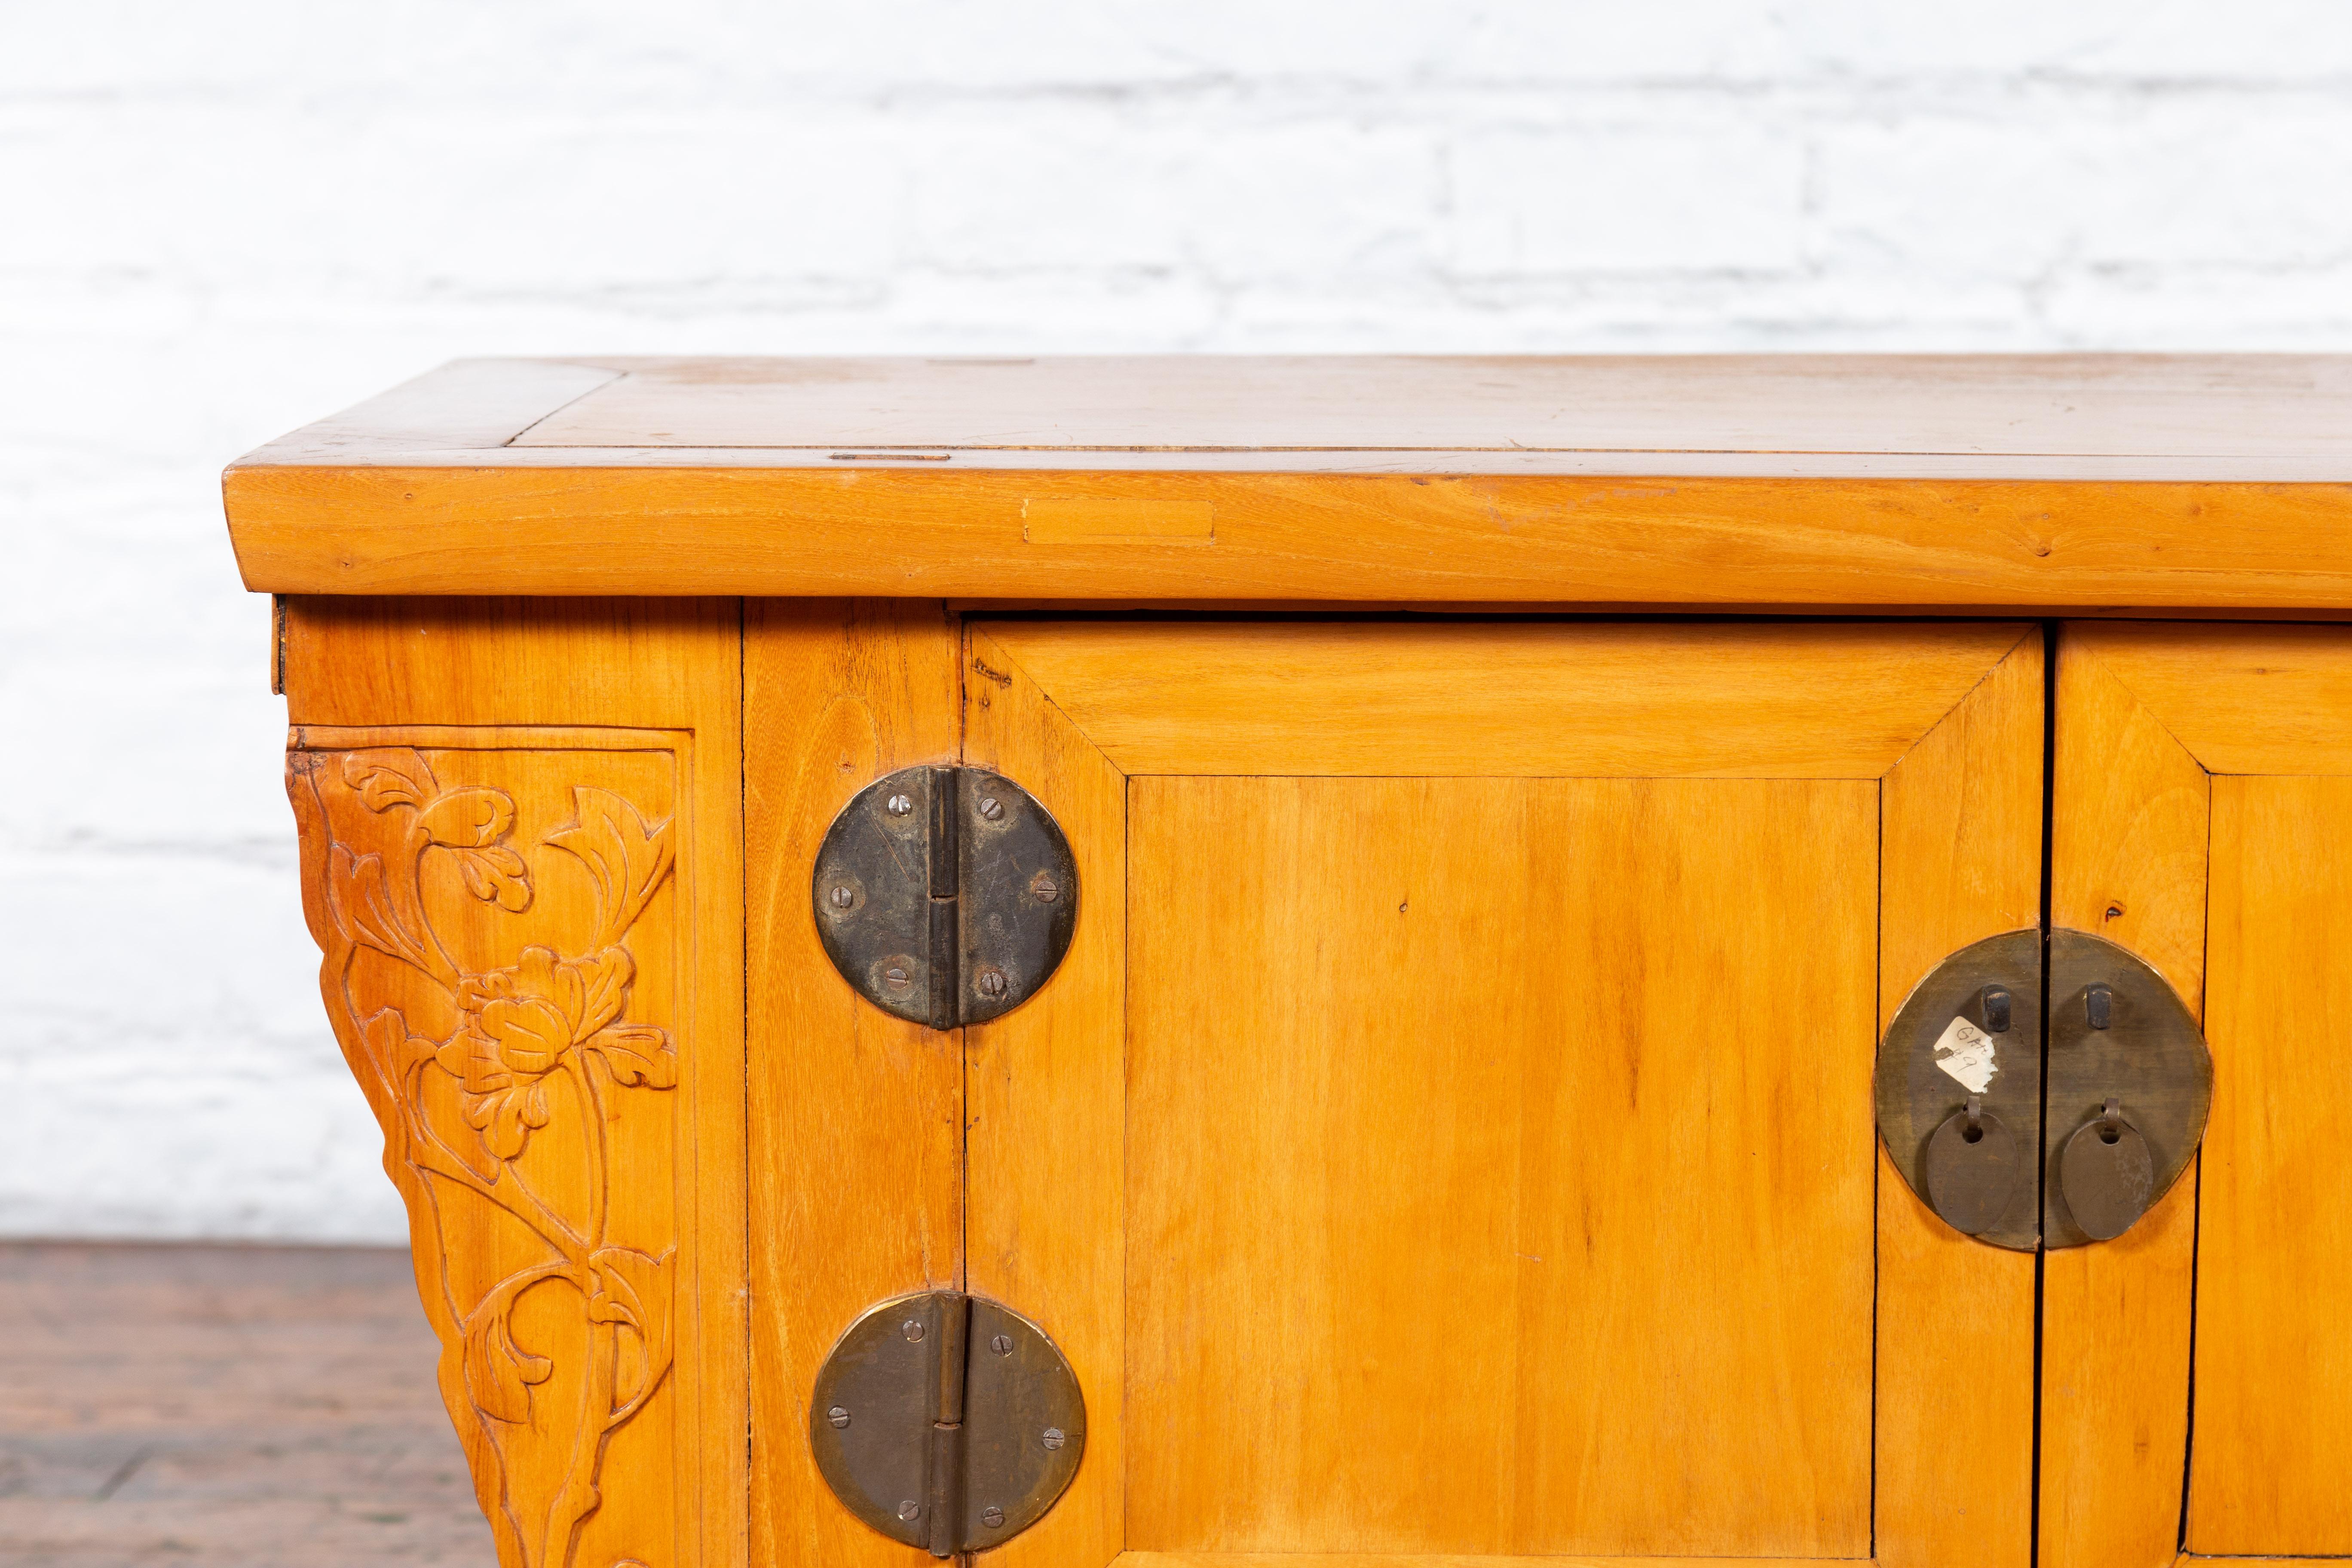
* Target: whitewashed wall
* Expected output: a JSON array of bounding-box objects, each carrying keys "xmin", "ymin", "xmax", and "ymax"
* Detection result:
[{"xmin": 6, "ymin": 1, "xmax": 2352, "ymax": 1242}]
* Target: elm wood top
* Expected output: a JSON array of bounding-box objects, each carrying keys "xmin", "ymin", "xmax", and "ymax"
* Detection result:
[
  {"xmin": 223, "ymin": 355, "xmax": 2352, "ymax": 604},
  {"xmin": 242, "ymin": 355, "xmax": 2352, "ymax": 466}
]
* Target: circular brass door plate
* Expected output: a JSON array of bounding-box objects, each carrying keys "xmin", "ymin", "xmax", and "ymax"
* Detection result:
[
  {"xmin": 1877, "ymin": 927, "xmax": 2211, "ymax": 1251},
  {"xmin": 1877, "ymin": 928, "xmax": 2045, "ymax": 1251}
]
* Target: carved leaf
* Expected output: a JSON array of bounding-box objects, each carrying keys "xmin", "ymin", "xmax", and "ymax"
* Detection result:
[
  {"xmin": 453, "ymin": 845, "xmax": 532, "ymax": 911},
  {"xmin": 343, "ymin": 749, "xmax": 437, "ymax": 813},
  {"xmin": 359, "ymin": 1008, "xmax": 436, "ymax": 1072},
  {"xmin": 584, "ymin": 1025, "xmax": 676, "ymax": 1090},
  {"xmin": 546, "ymin": 789, "xmax": 675, "ymax": 948},
  {"xmin": 420, "ymin": 787, "xmax": 516, "ymax": 848},
  {"xmin": 589, "ymin": 1246, "xmax": 676, "ymax": 1420},
  {"xmin": 413, "ymin": 1070, "xmax": 502, "ymax": 1186},
  {"xmin": 327, "ymin": 846, "xmax": 434, "ymax": 971},
  {"xmin": 572, "ymin": 947, "xmax": 634, "ymax": 1040},
  {"xmin": 585, "ymin": 1247, "xmax": 664, "ymax": 1332},
  {"xmin": 462, "ymin": 1078, "xmax": 553, "ymax": 1162},
  {"xmin": 465, "ymin": 1301, "xmax": 555, "ymax": 1425}
]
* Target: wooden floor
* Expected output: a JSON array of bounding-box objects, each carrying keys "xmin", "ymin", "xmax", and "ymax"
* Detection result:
[{"xmin": 0, "ymin": 1242, "xmax": 494, "ymax": 1566}]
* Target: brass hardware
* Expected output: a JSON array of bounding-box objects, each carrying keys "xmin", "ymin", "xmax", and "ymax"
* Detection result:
[
  {"xmin": 1923, "ymin": 1095, "xmax": 2024, "ymax": 1238},
  {"xmin": 2060, "ymin": 1096, "xmax": 2156, "ymax": 1241},
  {"xmin": 1878, "ymin": 928, "xmax": 2211, "ymax": 1250},
  {"xmin": 2042, "ymin": 931, "xmax": 2210, "ymax": 1248},
  {"xmin": 812, "ymin": 765, "xmax": 1079, "ymax": 1028},
  {"xmin": 809, "ymin": 1290, "xmax": 1086, "ymax": 1557},
  {"xmin": 1876, "ymin": 929, "xmax": 2044, "ymax": 1250}
]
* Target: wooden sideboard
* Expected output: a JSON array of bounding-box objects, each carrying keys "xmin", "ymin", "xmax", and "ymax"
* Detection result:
[{"xmin": 224, "ymin": 356, "xmax": 2352, "ymax": 1568}]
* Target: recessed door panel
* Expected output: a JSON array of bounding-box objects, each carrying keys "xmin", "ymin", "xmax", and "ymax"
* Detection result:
[
  {"xmin": 2194, "ymin": 776, "xmax": 2352, "ymax": 1553},
  {"xmin": 1124, "ymin": 776, "xmax": 1875, "ymax": 1555}
]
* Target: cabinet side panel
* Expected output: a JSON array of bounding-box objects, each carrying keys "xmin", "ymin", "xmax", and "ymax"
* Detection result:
[
  {"xmin": 280, "ymin": 595, "xmax": 744, "ymax": 1568},
  {"xmin": 964, "ymin": 627, "xmax": 1128, "ymax": 1568},
  {"xmin": 2041, "ymin": 628, "xmax": 2209, "ymax": 1568},
  {"xmin": 1876, "ymin": 632, "xmax": 2044, "ymax": 1568},
  {"xmin": 744, "ymin": 600, "xmax": 962, "ymax": 1568}
]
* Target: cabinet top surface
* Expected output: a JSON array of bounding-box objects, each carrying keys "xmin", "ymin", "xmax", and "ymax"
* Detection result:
[
  {"xmin": 238, "ymin": 353, "xmax": 2352, "ymax": 474},
  {"xmin": 223, "ymin": 355, "xmax": 2352, "ymax": 609}
]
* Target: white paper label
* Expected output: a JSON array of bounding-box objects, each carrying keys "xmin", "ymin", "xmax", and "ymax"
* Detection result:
[{"xmin": 1932, "ymin": 1015, "xmax": 1999, "ymax": 1094}]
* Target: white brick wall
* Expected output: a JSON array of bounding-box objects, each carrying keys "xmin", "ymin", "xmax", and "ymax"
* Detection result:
[{"xmin": 6, "ymin": 1, "xmax": 2352, "ymax": 1243}]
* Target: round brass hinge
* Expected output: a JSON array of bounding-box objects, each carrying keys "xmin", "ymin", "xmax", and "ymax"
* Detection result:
[
  {"xmin": 809, "ymin": 1290, "xmax": 1085, "ymax": 1557},
  {"xmin": 812, "ymin": 765, "xmax": 1078, "ymax": 1029}
]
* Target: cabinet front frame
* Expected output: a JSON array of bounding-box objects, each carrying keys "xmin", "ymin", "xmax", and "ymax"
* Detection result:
[{"xmin": 296, "ymin": 595, "xmax": 2352, "ymax": 1568}]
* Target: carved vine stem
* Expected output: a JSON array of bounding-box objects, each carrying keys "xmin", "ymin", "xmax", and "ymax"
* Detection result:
[{"xmin": 288, "ymin": 747, "xmax": 680, "ymax": 1568}]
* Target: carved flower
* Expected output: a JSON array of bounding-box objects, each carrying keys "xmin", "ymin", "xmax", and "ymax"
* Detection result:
[{"xmin": 438, "ymin": 946, "xmax": 674, "ymax": 1159}]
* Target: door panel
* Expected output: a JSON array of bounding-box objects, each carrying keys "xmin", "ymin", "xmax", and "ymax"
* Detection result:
[
  {"xmin": 2196, "ymin": 776, "xmax": 2352, "ymax": 1552},
  {"xmin": 2046, "ymin": 624, "xmax": 2352, "ymax": 1565},
  {"xmin": 1125, "ymin": 777, "xmax": 1875, "ymax": 1556},
  {"xmin": 954, "ymin": 619, "xmax": 2046, "ymax": 1568}
]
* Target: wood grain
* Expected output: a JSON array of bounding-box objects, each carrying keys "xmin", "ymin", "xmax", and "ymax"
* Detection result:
[
  {"xmin": 2048, "ymin": 629, "xmax": 2217, "ymax": 999},
  {"xmin": 2188, "ymin": 776, "xmax": 2352, "ymax": 1554},
  {"xmin": 1875, "ymin": 630, "xmax": 2043, "ymax": 1568},
  {"xmin": 1122, "ymin": 774, "xmax": 1876, "ymax": 1558},
  {"xmin": 282, "ymin": 596, "xmax": 739, "ymax": 732},
  {"xmin": 962, "ymin": 628, "xmax": 1129, "ymax": 1568},
  {"xmin": 980, "ymin": 621, "xmax": 2027, "ymax": 778},
  {"xmin": 281, "ymin": 594, "xmax": 745, "ymax": 1568},
  {"xmin": 266, "ymin": 354, "xmax": 2352, "ymax": 462},
  {"xmin": 1112, "ymin": 1556, "xmax": 1876, "ymax": 1568},
  {"xmin": 2050, "ymin": 622, "xmax": 2352, "ymax": 775},
  {"xmin": 742, "ymin": 600, "xmax": 962, "ymax": 1568},
  {"xmin": 225, "ymin": 463, "xmax": 2352, "ymax": 605},
  {"xmin": 2040, "ymin": 625, "xmax": 2211, "ymax": 1568},
  {"xmin": 273, "ymin": 357, "xmax": 622, "ymax": 455}
]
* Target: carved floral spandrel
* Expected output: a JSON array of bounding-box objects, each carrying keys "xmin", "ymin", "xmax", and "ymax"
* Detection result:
[{"xmin": 288, "ymin": 744, "xmax": 681, "ymax": 1568}]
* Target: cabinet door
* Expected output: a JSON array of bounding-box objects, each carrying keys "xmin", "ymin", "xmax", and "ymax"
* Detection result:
[
  {"xmin": 2046, "ymin": 624, "xmax": 2352, "ymax": 1566},
  {"xmin": 951, "ymin": 620, "xmax": 2044, "ymax": 1568}
]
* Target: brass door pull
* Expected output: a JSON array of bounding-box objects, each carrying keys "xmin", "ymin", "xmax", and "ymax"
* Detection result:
[
  {"xmin": 2059, "ymin": 1096, "xmax": 2157, "ymax": 1242},
  {"xmin": 1923, "ymin": 1095, "xmax": 2024, "ymax": 1237}
]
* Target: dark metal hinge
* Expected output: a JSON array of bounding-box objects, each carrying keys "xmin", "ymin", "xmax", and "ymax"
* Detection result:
[
  {"xmin": 809, "ymin": 1290, "xmax": 1085, "ymax": 1556},
  {"xmin": 813, "ymin": 765, "xmax": 1078, "ymax": 1028}
]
